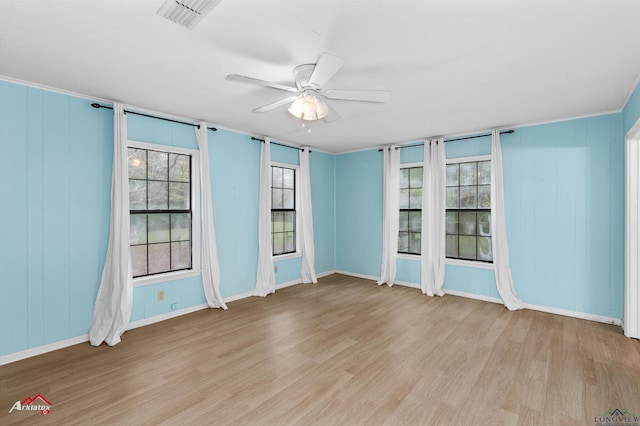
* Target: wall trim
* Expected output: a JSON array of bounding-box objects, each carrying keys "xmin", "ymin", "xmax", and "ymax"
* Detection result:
[
  {"xmin": 126, "ymin": 303, "xmax": 209, "ymax": 330},
  {"xmin": 0, "ymin": 335, "xmax": 89, "ymax": 367}
]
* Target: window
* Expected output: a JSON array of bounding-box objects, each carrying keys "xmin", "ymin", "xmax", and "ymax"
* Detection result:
[
  {"xmin": 445, "ymin": 159, "xmax": 492, "ymax": 262},
  {"xmin": 399, "ymin": 166, "xmax": 423, "ymax": 255},
  {"xmin": 271, "ymin": 165, "xmax": 296, "ymax": 256},
  {"xmin": 128, "ymin": 147, "xmax": 193, "ymax": 277}
]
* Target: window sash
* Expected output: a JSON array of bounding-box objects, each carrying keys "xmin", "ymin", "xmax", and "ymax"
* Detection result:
[
  {"xmin": 271, "ymin": 165, "xmax": 297, "ymax": 256},
  {"xmin": 128, "ymin": 147, "xmax": 193, "ymax": 278}
]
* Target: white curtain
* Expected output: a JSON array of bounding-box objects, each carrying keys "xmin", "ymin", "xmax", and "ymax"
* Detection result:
[
  {"xmin": 421, "ymin": 137, "xmax": 446, "ymax": 296},
  {"xmin": 196, "ymin": 122, "xmax": 227, "ymax": 309},
  {"xmin": 255, "ymin": 138, "xmax": 276, "ymax": 296},
  {"xmin": 491, "ymin": 129, "xmax": 524, "ymax": 310},
  {"xmin": 299, "ymin": 147, "xmax": 317, "ymax": 283},
  {"xmin": 89, "ymin": 103, "xmax": 133, "ymax": 346},
  {"xmin": 378, "ymin": 145, "xmax": 400, "ymax": 286}
]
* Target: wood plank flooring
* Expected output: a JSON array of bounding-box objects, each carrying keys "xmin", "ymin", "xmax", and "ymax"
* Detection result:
[{"xmin": 1, "ymin": 273, "xmax": 640, "ymax": 425}]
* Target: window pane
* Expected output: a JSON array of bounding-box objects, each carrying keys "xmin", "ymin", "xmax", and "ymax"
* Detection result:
[
  {"xmin": 148, "ymin": 214, "xmax": 170, "ymax": 243},
  {"xmin": 478, "ymin": 212, "xmax": 491, "ymax": 237},
  {"xmin": 171, "ymin": 241, "xmax": 191, "ymax": 270},
  {"xmin": 446, "ymin": 187, "xmax": 459, "ymax": 209},
  {"xmin": 131, "ymin": 245, "xmax": 147, "ymax": 277},
  {"xmin": 409, "ymin": 167, "xmax": 423, "ymax": 188},
  {"xmin": 477, "ymin": 237, "xmax": 492, "ymax": 261},
  {"xmin": 409, "ymin": 211, "xmax": 421, "ymax": 232},
  {"xmin": 459, "ymin": 212, "xmax": 476, "ymax": 236},
  {"xmin": 284, "ymin": 211, "xmax": 295, "ymax": 231},
  {"xmin": 460, "ymin": 162, "xmax": 477, "ymax": 186},
  {"xmin": 272, "ymin": 211, "xmax": 284, "ymax": 232},
  {"xmin": 148, "ymin": 151, "xmax": 169, "ymax": 181},
  {"xmin": 272, "ymin": 167, "xmax": 283, "ymax": 188},
  {"xmin": 478, "ymin": 185, "xmax": 491, "ymax": 208},
  {"xmin": 399, "ymin": 211, "xmax": 409, "ymax": 231},
  {"xmin": 446, "ymin": 164, "xmax": 459, "ymax": 186},
  {"xmin": 282, "ymin": 188, "xmax": 294, "ymax": 209},
  {"xmin": 409, "ymin": 232, "xmax": 421, "ymax": 254},
  {"xmin": 459, "ymin": 236, "xmax": 477, "ymax": 259},
  {"xmin": 409, "ymin": 188, "xmax": 422, "ymax": 209},
  {"xmin": 399, "ymin": 168, "xmax": 410, "ymax": 189},
  {"xmin": 148, "ymin": 181, "xmax": 169, "ymax": 210},
  {"xmin": 169, "ymin": 154, "xmax": 190, "ymax": 182},
  {"xmin": 398, "ymin": 232, "xmax": 409, "ymax": 252},
  {"xmin": 282, "ymin": 168, "xmax": 294, "ymax": 189},
  {"xmin": 128, "ymin": 148, "xmax": 146, "ymax": 179},
  {"xmin": 272, "ymin": 188, "xmax": 283, "ymax": 209},
  {"xmin": 399, "ymin": 189, "xmax": 409, "ymax": 209},
  {"xmin": 148, "ymin": 243, "xmax": 171, "ymax": 274},
  {"xmin": 130, "ymin": 214, "xmax": 147, "ymax": 245},
  {"xmin": 129, "ymin": 180, "xmax": 147, "ymax": 210},
  {"xmin": 446, "ymin": 235, "xmax": 458, "ymax": 257},
  {"xmin": 171, "ymin": 213, "xmax": 190, "ymax": 241},
  {"xmin": 273, "ymin": 232, "xmax": 284, "ymax": 255},
  {"xmin": 285, "ymin": 231, "xmax": 295, "ymax": 253},
  {"xmin": 446, "ymin": 212, "xmax": 458, "ymax": 235},
  {"xmin": 169, "ymin": 182, "xmax": 190, "ymax": 210},
  {"xmin": 460, "ymin": 186, "xmax": 477, "ymax": 209},
  {"xmin": 478, "ymin": 161, "xmax": 491, "ymax": 185}
]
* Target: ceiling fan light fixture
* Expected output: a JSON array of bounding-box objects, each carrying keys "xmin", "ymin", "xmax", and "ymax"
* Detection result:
[{"xmin": 288, "ymin": 92, "xmax": 328, "ymax": 121}]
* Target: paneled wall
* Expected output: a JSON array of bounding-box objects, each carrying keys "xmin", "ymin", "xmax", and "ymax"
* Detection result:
[
  {"xmin": 0, "ymin": 81, "xmax": 112, "ymax": 355},
  {"xmin": 0, "ymin": 80, "xmax": 336, "ymax": 358}
]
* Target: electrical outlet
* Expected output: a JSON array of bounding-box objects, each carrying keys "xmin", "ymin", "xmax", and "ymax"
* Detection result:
[
  {"xmin": 157, "ymin": 290, "xmax": 165, "ymax": 301},
  {"xmin": 171, "ymin": 303, "xmax": 178, "ymax": 310},
  {"xmin": 274, "ymin": 265, "xmax": 278, "ymax": 273}
]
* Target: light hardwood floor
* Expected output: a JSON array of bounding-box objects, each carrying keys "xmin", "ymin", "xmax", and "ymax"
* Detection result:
[{"xmin": 1, "ymin": 274, "xmax": 640, "ymax": 425}]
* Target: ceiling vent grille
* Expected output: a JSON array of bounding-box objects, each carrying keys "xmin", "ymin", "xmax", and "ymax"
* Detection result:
[{"xmin": 157, "ymin": 0, "xmax": 221, "ymax": 29}]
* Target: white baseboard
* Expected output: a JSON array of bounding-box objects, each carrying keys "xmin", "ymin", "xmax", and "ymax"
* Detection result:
[
  {"xmin": 333, "ymin": 270, "xmax": 623, "ymax": 326},
  {"xmin": 522, "ymin": 302, "xmax": 622, "ymax": 326},
  {"xmin": 0, "ymin": 335, "xmax": 89, "ymax": 367},
  {"xmin": 1, "ymin": 271, "xmax": 623, "ymax": 366},
  {"xmin": 127, "ymin": 303, "xmax": 209, "ymax": 330}
]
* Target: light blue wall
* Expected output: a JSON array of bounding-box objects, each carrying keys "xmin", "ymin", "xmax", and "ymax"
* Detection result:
[
  {"xmin": 334, "ymin": 116, "xmax": 624, "ymax": 319},
  {"xmin": 310, "ymin": 151, "xmax": 335, "ymax": 274},
  {"xmin": 502, "ymin": 114, "xmax": 624, "ymax": 318},
  {"xmin": 209, "ymin": 130, "xmax": 260, "ymax": 296},
  {"xmin": 0, "ymin": 80, "xmax": 336, "ymax": 357},
  {"xmin": 624, "ymin": 80, "xmax": 640, "ymax": 135},
  {"xmin": 0, "ymin": 81, "xmax": 112, "ymax": 356},
  {"xmin": 335, "ymin": 149, "xmax": 383, "ymax": 276}
]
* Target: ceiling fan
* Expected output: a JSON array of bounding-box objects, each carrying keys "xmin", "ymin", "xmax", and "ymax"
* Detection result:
[{"xmin": 226, "ymin": 53, "xmax": 391, "ymax": 122}]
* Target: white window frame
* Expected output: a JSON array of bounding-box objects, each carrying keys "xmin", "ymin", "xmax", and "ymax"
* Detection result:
[
  {"xmin": 397, "ymin": 161, "xmax": 423, "ymax": 260},
  {"xmin": 127, "ymin": 140, "xmax": 202, "ymax": 287},
  {"xmin": 445, "ymin": 154, "xmax": 494, "ymax": 270},
  {"xmin": 271, "ymin": 161, "xmax": 301, "ymax": 260}
]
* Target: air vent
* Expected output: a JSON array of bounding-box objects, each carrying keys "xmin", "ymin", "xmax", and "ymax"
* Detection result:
[{"xmin": 157, "ymin": 0, "xmax": 221, "ymax": 29}]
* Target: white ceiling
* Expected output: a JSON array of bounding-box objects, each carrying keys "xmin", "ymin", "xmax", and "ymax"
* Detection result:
[{"xmin": 1, "ymin": 0, "xmax": 640, "ymax": 153}]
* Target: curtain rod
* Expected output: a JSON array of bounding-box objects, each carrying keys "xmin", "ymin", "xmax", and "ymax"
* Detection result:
[
  {"xmin": 377, "ymin": 129, "xmax": 515, "ymax": 151},
  {"xmin": 251, "ymin": 137, "xmax": 310, "ymax": 152},
  {"xmin": 91, "ymin": 103, "xmax": 217, "ymax": 131}
]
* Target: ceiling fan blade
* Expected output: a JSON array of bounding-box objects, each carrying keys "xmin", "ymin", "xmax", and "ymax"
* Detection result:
[
  {"xmin": 308, "ymin": 53, "xmax": 344, "ymax": 88},
  {"xmin": 253, "ymin": 96, "xmax": 299, "ymax": 113},
  {"xmin": 323, "ymin": 102, "xmax": 341, "ymax": 122},
  {"xmin": 226, "ymin": 74, "xmax": 298, "ymax": 93},
  {"xmin": 324, "ymin": 89, "xmax": 391, "ymax": 103}
]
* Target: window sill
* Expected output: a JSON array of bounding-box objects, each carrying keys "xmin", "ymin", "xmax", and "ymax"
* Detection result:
[
  {"xmin": 445, "ymin": 258, "xmax": 494, "ymax": 270},
  {"xmin": 273, "ymin": 252, "xmax": 302, "ymax": 261},
  {"xmin": 133, "ymin": 269, "xmax": 201, "ymax": 287},
  {"xmin": 397, "ymin": 253, "xmax": 420, "ymax": 260}
]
